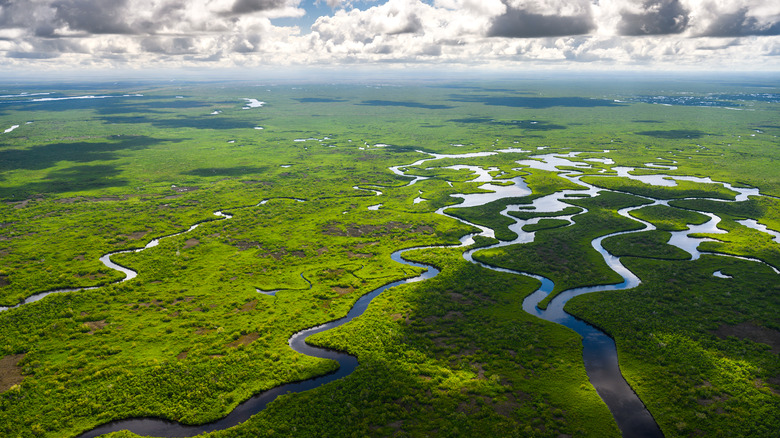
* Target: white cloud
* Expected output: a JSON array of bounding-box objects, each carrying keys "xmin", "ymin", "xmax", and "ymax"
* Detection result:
[
  {"xmin": 687, "ymin": 0, "xmax": 780, "ymax": 36},
  {"xmin": 593, "ymin": 0, "xmax": 780, "ymax": 37},
  {"xmin": 434, "ymin": 0, "xmax": 506, "ymax": 16},
  {"xmin": 0, "ymin": 0, "xmax": 777, "ymax": 70}
]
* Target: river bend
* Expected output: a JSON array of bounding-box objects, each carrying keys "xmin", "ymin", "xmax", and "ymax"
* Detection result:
[{"xmin": 27, "ymin": 150, "xmax": 780, "ymax": 438}]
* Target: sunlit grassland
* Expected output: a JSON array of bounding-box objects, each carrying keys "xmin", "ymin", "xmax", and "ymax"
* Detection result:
[
  {"xmin": 0, "ymin": 77, "xmax": 778, "ymax": 437},
  {"xmin": 672, "ymin": 196, "xmax": 780, "ymax": 235},
  {"xmin": 221, "ymin": 247, "xmax": 619, "ymax": 437},
  {"xmin": 444, "ymin": 168, "xmax": 588, "ymax": 241},
  {"xmin": 472, "ymin": 191, "xmax": 652, "ymax": 308},
  {"xmin": 522, "ymin": 218, "xmax": 571, "ymax": 233},
  {"xmin": 567, "ymin": 255, "xmax": 780, "ymax": 437},
  {"xmin": 665, "ymin": 197, "xmax": 780, "ymax": 268},
  {"xmin": 602, "ymin": 230, "xmax": 692, "ymax": 260},
  {"xmin": 629, "ymin": 204, "xmax": 710, "ymax": 231},
  {"xmin": 581, "ymin": 176, "xmax": 739, "ymax": 200}
]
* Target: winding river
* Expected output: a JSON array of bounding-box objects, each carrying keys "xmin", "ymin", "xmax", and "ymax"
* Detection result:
[
  {"xmin": 8, "ymin": 150, "xmax": 777, "ymax": 437},
  {"xmin": 77, "ymin": 248, "xmax": 441, "ymax": 438},
  {"xmin": 0, "ymin": 211, "xmax": 233, "ymax": 313}
]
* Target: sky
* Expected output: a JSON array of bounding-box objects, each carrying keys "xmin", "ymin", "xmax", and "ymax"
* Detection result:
[{"xmin": 0, "ymin": 0, "xmax": 778, "ymax": 74}]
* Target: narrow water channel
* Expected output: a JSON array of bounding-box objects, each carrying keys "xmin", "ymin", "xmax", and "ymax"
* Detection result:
[
  {"xmin": 77, "ymin": 248, "xmax": 441, "ymax": 438},
  {"xmin": 44, "ymin": 150, "xmax": 780, "ymax": 438},
  {"xmin": 0, "ymin": 212, "xmax": 232, "ymax": 313}
]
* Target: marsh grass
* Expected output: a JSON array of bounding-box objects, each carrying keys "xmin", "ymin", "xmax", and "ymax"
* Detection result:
[{"xmin": 0, "ymin": 79, "xmax": 778, "ymax": 437}]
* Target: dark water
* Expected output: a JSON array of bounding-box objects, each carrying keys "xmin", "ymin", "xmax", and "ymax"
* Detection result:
[
  {"xmin": 523, "ymin": 284, "xmax": 663, "ymax": 438},
  {"xmin": 74, "ymin": 151, "xmax": 665, "ymax": 437},
  {"xmin": 76, "ymin": 250, "xmax": 438, "ymax": 438},
  {"xmin": 0, "ymin": 212, "xmax": 231, "ymax": 313},
  {"xmin": 22, "ymin": 145, "xmax": 780, "ymax": 438}
]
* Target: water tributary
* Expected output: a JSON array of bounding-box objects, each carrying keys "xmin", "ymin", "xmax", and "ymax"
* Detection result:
[
  {"xmin": 15, "ymin": 150, "xmax": 778, "ymax": 438},
  {"xmin": 0, "ymin": 211, "xmax": 232, "ymax": 313}
]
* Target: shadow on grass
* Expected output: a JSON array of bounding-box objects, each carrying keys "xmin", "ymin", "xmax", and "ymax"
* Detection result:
[
  {"xmin": 0, "ymin": 95, "xmax": 215, "ymax": 116},
  {"xmin": 95, "ymin": 100, "xmax": 213, "ymax": 115},
  {"xmin": 430, "ymin": 84, "xmax": 534, "ymax": 94},
  {"xmin": 356, "ymin": 100, "xmax": 454, "ymax": 110},
  {"xmin": 0, "ymin": 135, "xmax": 178, "ymax": 172},
  {"xmin": 0, "ymin": 95, "xmax": 210, "ymax": 114},
  {"xmin": 102, "ymin": 115, "xmax": 259, "ymax": 130},
  {"xmin": 295, "ymin": 98, "xmax": 347, "ymax": 103},
  {"xmin": 184, "ymin": 167, "xmax": 269, "ymax": 177},
  {"xmin": 448, "ymin": 95, "xmax": 623, "ymax": 109},
  {"xmin": 0, "ymin": 96, "xmax": 146, "ymax": 113},
  {"xmin": 636, "ymin": 130, "xmax": 708, "ymax": 139},
  {"xmin": 1, "ymin": 164, "xmax": 128, "ymax": 198},
  {"xmin": 448, "ymin": 117, "xmax": 566, "ymax": 130}
]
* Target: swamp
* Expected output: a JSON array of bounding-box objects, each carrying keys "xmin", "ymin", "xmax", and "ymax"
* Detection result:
[{"xmin": 0, "ymin": 75, "xmax": 778, "ymax": 437}]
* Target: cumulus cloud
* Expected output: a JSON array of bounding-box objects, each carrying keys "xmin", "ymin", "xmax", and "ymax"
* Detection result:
[
  {"xmin": 720, "ymin": 13, "xmax": 778, "ymax": 36},
  {"xmin": 617, "ymin": 0, "xmax": 689, "ymax": 35},
  {"xmin": 0, "ymin": 0, "xmax": 303, "ymax": 58},
  {"xmin": 594, "ymin": 0, "xmax": 780, "ymax": 37},
  {"xmin": 312, "ymin": 0, "xmax": 432, "ymax": 44},
  {"xmin": 51, "ymin": 0, "xmax": 137, "ymax": 35},
  {"xmin": 0, "ymin": 0, "xmax": 301, "ymax": 36},
  {"xmin": 320, "ymin": 0, "xmax": 353, "ymax": 8},
  {"xmin": 228, "ymin": 0, "xmax": 289, "ymax": 15},
  {"xmin": 6, "ymin": 50, "xmax": 61, "ymax": 59},
  {"xmin": 0, "ymin": 0, "xmax": 777, "ymax": 70},
  {"xmin": 691, "ymin": 1, "xmax": 780, "ymax": 37},
  {"xmin": 141, "ymin": 37, "xmax": 197, "ymax": 54},
  {"xmin": 301, "ymin": 0, "xmax": 777, "ymax": 68},
  {"xmin": 488, "ymin": 1, "xmax": 595, "ymax": 38}
]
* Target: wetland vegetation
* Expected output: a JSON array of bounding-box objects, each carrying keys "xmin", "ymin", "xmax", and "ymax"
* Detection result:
[{"xmin": 0, "ymin": 75, "xmax": 778, "ymax": 437}]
